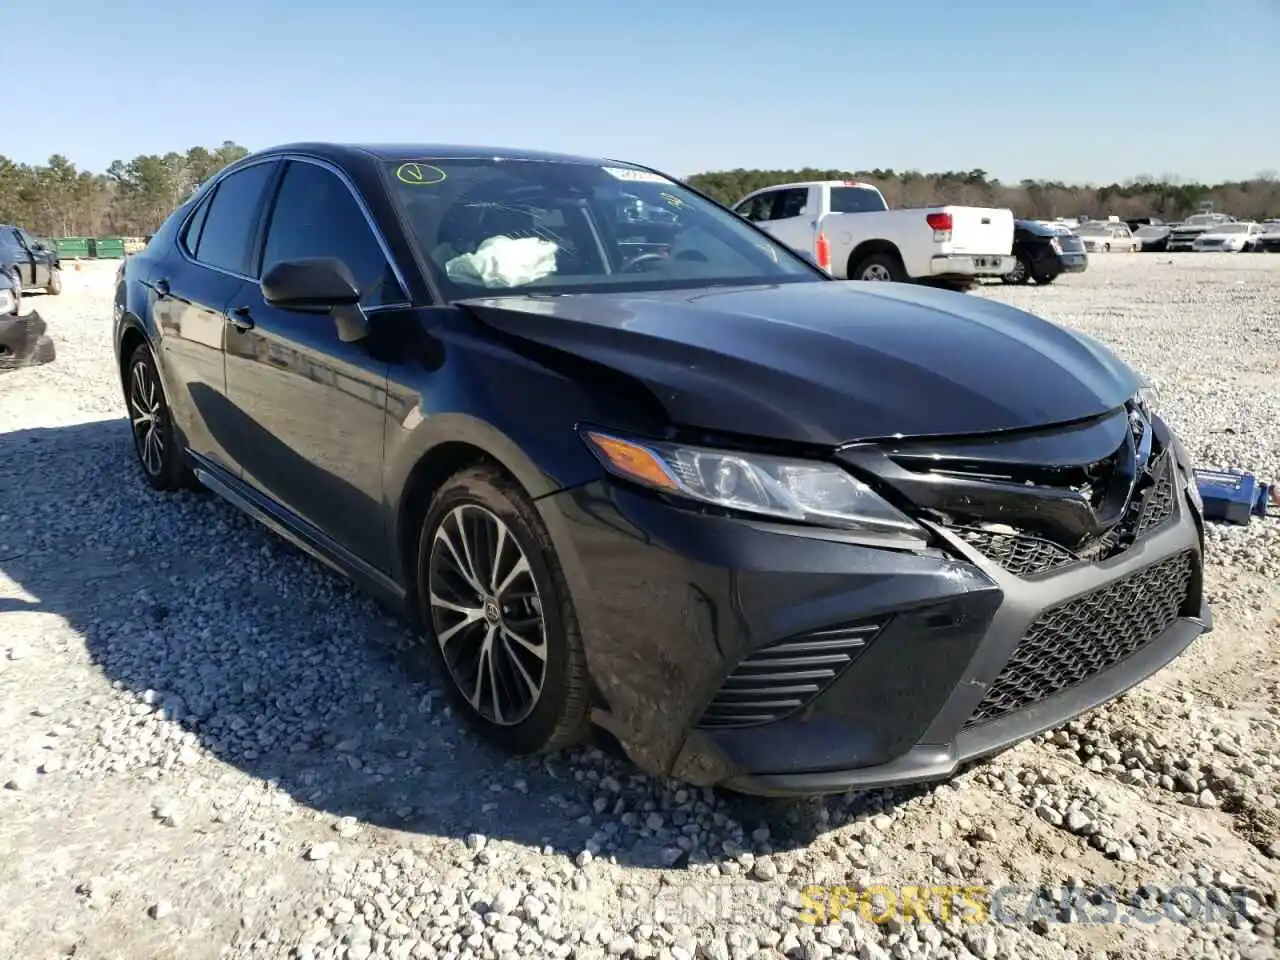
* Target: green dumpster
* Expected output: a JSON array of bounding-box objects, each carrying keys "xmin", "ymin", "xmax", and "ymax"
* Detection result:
[
  {"xmin": 94, "ymin": 237, "xmax": 126, "ymax": 259},
  {"xmin": 53, "ymin": 237, "xmax": 92, "ymax": 259}
]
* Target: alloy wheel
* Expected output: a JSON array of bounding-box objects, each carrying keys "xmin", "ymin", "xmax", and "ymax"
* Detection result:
[
  {"xmin": 128, "ymin": 358, "xmax": 166, "ymax": 477},
  {"xmin": 1007, "ymin": 258, "xmax": 1027, "ymax": 283},
  {"xmin": 428, "ymin": 504, "xmax": 547, "ymax": 726},
  {"xmin": 862, "ymin": 264, "xmax": 892, "ymax": 281}
]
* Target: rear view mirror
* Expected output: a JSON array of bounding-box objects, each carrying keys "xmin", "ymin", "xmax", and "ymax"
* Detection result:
[{"xmin": 261, "ymin": 257, "xmax": 361, "ymax": 312}]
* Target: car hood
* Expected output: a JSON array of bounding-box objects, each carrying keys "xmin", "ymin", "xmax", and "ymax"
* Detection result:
[{"xmin": 458, "ymin": 281, "xmax": 1141, "ymax": 445}]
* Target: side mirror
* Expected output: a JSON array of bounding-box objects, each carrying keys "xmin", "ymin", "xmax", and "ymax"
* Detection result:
[
  {"xmin": 261, "ymin": 257, "xmax": 361, "ymax": 312},
  {"xmin": 261, "ymin": 257, "xmax": 368, "ymax": 342}
]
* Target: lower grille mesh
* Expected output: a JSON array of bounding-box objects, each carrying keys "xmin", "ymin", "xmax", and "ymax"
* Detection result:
[
  {"xmin": 953, "ymin": 528, "xmax": 1078, "ymax": 578},
  {"xmin": 696, "ymin": 622, "xmax": 882, "ymax": 729},
  {"xmin": 963, "ymin": 551, "xmax": 1194, "ymax": 729}
]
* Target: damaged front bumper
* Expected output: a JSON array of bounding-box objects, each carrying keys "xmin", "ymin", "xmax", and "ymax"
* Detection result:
[{"xmin": 0, "ymin": 310, "xmax": 56, "ymax": 370}]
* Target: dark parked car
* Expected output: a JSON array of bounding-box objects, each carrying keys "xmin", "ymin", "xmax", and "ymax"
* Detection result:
[
  {"xmin": 113, "ymin": 143, "xmax": 1212, "ymax": 796},
  {"xmin": 0, "ymin": 224, "xmax": 63, "ymax": 295},
  {"xmin": 1135, "ymin": 224, "xmax": 1173, "ymax": 252},
  {"xmin": 1002, "ymin": 220, "xmax": 1088, "ymax": 285}
]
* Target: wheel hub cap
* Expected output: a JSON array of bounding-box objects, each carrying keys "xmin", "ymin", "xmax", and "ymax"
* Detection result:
[
  {"xmin": 128, "ymin": 361, "xmax": 165, "ymax": 476},
  {"xmin": 427, "ymin": 504, "xmax": 547, "ymax": 726}
]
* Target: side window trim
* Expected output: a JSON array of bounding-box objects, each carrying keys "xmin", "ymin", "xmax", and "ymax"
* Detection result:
[
  {"xmin": 247, "ymin": 161, "xmax": 288, "ymax": 279},
  {"xmin": 182, "ymin": 189, "xmax": 215, "ymax": 257},
  {"xmin": 175, "ymin": 152, "xmax": 411, "ymax": 303}
]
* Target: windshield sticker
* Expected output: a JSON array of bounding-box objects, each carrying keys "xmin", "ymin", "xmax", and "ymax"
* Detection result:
[
  {"xmin": 395, "ymin": 163, "xmax": 447, "ymax": 186},
  {"xmin": 602, "ymin": 166, "xmax": 671, "ymax": 184},
  {"xmin": 659, "ymin": 191, "xmax": 687, "ymax": 210}
]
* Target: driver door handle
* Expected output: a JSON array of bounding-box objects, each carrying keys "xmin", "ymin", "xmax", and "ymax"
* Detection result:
[
  {"xmin": 228, "ymin": 305, "xmax": 255, "ymax": 332},
  {"xmin": 154, "ymin": 278, "xmax": 170, "ymax": 299}
]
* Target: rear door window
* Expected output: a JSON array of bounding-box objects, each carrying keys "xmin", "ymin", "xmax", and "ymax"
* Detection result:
[
  {"xmin": 829, "ymin": 187, "xmax": 886, "ymax": 214},
  {"xmin": 191, "ymin": 162, "xmax": 278, "ymax": 277}
]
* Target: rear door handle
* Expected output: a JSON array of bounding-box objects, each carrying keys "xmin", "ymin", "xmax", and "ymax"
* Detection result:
[
  {"xmin": 228, "ymin": 305, "xmax": 255, "ymax": 332},
  {"xmin": 154, "ymin": 278, "xmax": 170, "ymax": 298}
]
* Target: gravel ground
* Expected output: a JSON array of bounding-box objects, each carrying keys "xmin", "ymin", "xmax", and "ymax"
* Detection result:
[{"xmin": 2, "ymin": 254, "xmax": 1279, "ymax": 960}]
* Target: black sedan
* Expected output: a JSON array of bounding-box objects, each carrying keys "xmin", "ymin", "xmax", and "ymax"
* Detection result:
[
  {"xmin": 1002, "ymin": 220, "xmax": 1088, "ymax": 285},
  {"xmin": 113, "ymin": 143, "xmax": 1211, "ymax": 796},
  {"xmin": 1135, "ymin": 224, "xmax": 1173, "ymax": 252}
]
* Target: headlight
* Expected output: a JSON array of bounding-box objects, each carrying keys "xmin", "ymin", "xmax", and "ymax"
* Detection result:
[{"xmin": 580, "ymin": 429, "xmax": 929, "ymax": 546}]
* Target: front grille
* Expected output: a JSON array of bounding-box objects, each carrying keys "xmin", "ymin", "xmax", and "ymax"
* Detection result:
[
  {"xmin": 962, "ymin": 551, "xmax": 1195, "ymax": 729},
  {"xmin": 954, "ymin": 454, "xmax": 1180, "ymax": 576},
  {"xmin": 696, "ymin": 622, "xmax": 882, "ymax": 729}
]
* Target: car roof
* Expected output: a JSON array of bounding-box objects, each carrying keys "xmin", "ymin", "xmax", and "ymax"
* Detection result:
[{"xmin": 246, "ymin": 142, "xmax": 638, "ymax": 169}]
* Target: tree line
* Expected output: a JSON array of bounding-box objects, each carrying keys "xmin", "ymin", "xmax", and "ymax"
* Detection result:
[
  {"xmin": 2, "ymin": 143, "xmax": 1278, "ymax": 238},
  {"xmin": 0, "ymin": 142, "xmax": 249, "ymax": 238}
]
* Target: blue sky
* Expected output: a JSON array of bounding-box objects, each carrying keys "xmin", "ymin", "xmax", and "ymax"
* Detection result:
[{"xmin": 13, "ymin": 0, "xmax": 1278, "ymax": 185}]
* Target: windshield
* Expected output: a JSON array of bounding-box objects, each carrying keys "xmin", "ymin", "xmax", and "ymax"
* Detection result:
[
  {"xmin": 384, "ymin": 158, "xmax": 820, "ymax": 299},
  {"xmin": 1135, "ymin": 226, "xmax": 1167, "ymax": 238},
  {"xmin": 829, "ymin": 185, "xmax": 888, "ymax": 214},
  {"xmin": 1183, "ymin": 214, "xmax": 1223, "ymax": 227},
  {"xmin": 1076, "ymin": 223, "xmax": 1112, "ymax": 236}
]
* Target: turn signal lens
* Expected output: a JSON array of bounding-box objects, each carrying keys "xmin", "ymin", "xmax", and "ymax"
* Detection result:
[{"xmin": 582, "ymin": 432, "xmax": 679, "ymax": 492}]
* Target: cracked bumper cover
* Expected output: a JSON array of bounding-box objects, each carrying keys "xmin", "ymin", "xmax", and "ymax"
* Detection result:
[{"xmin": 538, "ymin": 448, "xmax": 1209, "ymax": 798}]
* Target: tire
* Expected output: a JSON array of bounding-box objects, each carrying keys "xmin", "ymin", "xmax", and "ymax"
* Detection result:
[
  {"xmin": 1103, "ymin": 243, "xmax": 1111, "ymax": 252},
  {"xmin": 1001, "ymin": 253, "xmax": 1031, "ymax": 285},
  {"xmin": 46, "ymin": 267, "xmax": 62, "ymax": 295},
  {"xmin": 1033, "ymin": 272, "xmax": 1058, "ymax": 285},
  {"xmin": 124, "ymin": 343, "xmax": 195, "ymax": 491},
  {"xmin": 851, "ymin": 252, "xmax": 907, "ymax": 283},
  {"xmin": 417, "ymin": 464, "xmax": 591, "ymax": 756}
]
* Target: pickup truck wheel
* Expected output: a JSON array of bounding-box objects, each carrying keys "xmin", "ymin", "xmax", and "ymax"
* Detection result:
[
  {"xmin": 46, "ymin": 268, "xmax": 63, "ymax": 295},
  {"xmin": 852, "ymin": 253, "xmax": 906, "ymax": 283}
]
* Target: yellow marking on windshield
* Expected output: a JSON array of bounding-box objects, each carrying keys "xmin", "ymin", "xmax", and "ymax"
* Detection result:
[{"xmin": 395, "ymin": 163, "xmax": 447, "ymax": 185}]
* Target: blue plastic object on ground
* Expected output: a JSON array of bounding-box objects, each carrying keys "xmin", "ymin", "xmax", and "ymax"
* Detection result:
[{"xmin": 1193, "ymin": 468, "xmax": 1271, "ymax": 525}]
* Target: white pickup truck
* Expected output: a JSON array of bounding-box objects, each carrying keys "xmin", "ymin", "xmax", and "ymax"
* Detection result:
[{"xmin": 730, "ymin": 180, "xmax": 1016, "ymax": 287}]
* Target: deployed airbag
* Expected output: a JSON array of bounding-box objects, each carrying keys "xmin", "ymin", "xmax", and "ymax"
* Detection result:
[{"xmin": 445, "ymin": 236, "xmax": 558, "ymax": 288}]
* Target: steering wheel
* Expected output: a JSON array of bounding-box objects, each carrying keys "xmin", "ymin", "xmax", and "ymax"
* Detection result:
[{"xmin": 618, "ymin": 251, "xmax": 669, "ymax": 273}]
